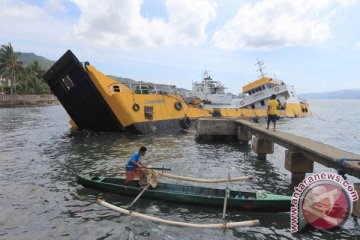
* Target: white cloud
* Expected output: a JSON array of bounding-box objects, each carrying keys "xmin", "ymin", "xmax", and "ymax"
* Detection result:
[
  {"xmin": 45, "ymin": 0, "xmax": 67, "ymax": 13},
  {"xmin": 72, "ymin": 0, "xmax": 216, "ymax": 48},
  {"xmin": 356, "ymin": 41, "xmax": 360, "ymax": 50},
  {"xmin": 0, "ymin": 0, "xmax": 46, "ymax": 20},
  {"xmin": 0, "ymin": 0, "xmax": 73, "ymax": 56},
  {"xmin": 212, "ymin": 0, "xmax": 355, "ymax": 51}
]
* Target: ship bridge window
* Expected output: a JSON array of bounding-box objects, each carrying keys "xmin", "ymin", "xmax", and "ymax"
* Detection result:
[
  {"xmin": 261, "ymin": 100, "xmax": 265, "ymax": 106},
  {"xmin": 251, "ymin": 104, "xmax": 255, "ymax": 109},
  {"xmin": 262, "ymin": 86, "xmax": 266, "ymax": 90},
  {"xmin": 113, "ymin": 85, "xmax": 120, "ymax": 92},
  {"xmin": 59, "ymin": 75, "xmax": 74, "ymax": 92}
]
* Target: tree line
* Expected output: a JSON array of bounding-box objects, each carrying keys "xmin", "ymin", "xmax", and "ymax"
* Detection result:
[{"xmin": 0, "ymin": 43, "xmax": 50, "ymax": 95}]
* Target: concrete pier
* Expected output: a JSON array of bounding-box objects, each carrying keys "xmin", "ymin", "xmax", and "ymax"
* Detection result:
[
  {"xmin": 0, "ymin": 94, "xmax": 59, "ymax": 106},
  {"xmin": 196, "ymin": 118, "xmax": 360, "ymax": 180},
  {"xmin": 195, "ymin": 118, "xmax": 238, "ymax": 142},
  {"xmin": 251, "ymin": 136, "xmax": 274, "ymax": 160},
  {"xmin": 237, "ymin": 125, "xmax": 251, "ymax": 142},
  {"xmin": 284, "ymin": 150, "xmax": 314, "ymax": 180}
]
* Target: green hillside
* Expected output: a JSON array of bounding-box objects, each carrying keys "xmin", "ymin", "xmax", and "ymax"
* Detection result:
[
  {"xmin": 17, "ymin": 51, "xmax": 189, "ymax": 91},
  {"xmin": 18, "ymin": 52, "xmax": 54, "ymax": 70}
]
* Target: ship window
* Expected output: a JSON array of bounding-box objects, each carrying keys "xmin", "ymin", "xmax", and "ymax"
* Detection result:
[
  {"xmin": 248, "ymin": 91, "xmax": 252, "ymax": 95},
  {"xmin": 261, "ymin": 100, "xmax": 265, "ymax": 106},
  {"xmin": 262, "ymin": 86, "xmax": 266, "ymax": 90},
  {"xmin": 59, "ymin": 75, "xmax": 74, "ymax": 92},
  {"xmin": 144, "ymin": 106, "xmax": 153, "ymax": 120},
  {"xmin": 251, "ymin": 104, "xmax": 255, "ymax": 109},
  {"xmin": 113, "ymin": 85, "xmax": 120, "ymax": 92}
]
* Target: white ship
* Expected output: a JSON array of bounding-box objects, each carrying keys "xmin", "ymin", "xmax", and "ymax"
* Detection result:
[
  {"xmin": 234, "ymin": 60, "xmax": 309, "ymax": 117},
  {"xmin": 184, "ymin": 71, "xmax": 233, "ymax": 105}
]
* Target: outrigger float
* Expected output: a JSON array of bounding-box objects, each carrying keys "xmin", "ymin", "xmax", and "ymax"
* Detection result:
[{"xmin": 44, "ymin": 50, "xmax": 310, "ymax": 134}]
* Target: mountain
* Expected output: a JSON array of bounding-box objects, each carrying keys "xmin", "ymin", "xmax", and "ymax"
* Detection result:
[
  {"xmin": 299, "ymin": 89, "xmax": 360, "ymax": 99},
  {"xmin": 19, "ymin": 52, "xmax": 55, "ymax": 70},
  {"xmin": 18, "ymin": 52, "xmax": 190, "ymax": 91}
]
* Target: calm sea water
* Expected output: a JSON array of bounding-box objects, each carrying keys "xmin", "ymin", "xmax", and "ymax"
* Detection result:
[{"xmin": 0, "ymin": 99, "xmax": 359, "ymax": 240}]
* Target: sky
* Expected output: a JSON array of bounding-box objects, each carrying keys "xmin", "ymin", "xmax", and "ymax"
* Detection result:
[{"xmin": 1, "ymin": 0, "xmax": 360, "ymax": 94}]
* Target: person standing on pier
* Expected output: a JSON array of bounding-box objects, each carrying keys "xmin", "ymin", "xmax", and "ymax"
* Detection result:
[
  {"xmin": 124, "ymin": 146, "xmax": 148, "ymax": 186},
  {"xmin": 266, "ymin": 94, "xmax": 279, "ymax": 132}
]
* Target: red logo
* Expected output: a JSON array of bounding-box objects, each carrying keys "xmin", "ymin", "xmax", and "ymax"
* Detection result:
[{"xmin": 300, "ymin": 181, "xmax": 352, "ymax": 230}]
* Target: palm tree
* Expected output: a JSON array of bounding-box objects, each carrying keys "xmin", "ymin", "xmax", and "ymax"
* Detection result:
[{"xmin": 0, "ymin": 43, "xmax": 23, "ymax": 94}]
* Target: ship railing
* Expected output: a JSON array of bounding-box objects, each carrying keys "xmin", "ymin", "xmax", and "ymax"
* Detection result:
[
  {"xmin": 299, "ymin": 98, "xmax": 308, "ymax": 105},
  {"xmin": 124, "ymin": 83, "xmax": 178, "ymax": 95}
]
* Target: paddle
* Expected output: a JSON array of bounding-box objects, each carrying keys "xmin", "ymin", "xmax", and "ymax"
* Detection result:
[
  {"xmin": 125, "ymin": 184, "xmax": 151, "ymax": 209},
  {"xmin": 116, "ymin": 166, "xmax": 171, "ymax": 171},
  {"xmin": 122, "ymin": 169, "xmax": 160, "ymax": 208},
  {"xmin": 222, "ymin": 173, "xmax": 230, "ymax": 221},
  {"xmin": 144, "ymin": 167, "xmax": 171, "ymax": 171}
]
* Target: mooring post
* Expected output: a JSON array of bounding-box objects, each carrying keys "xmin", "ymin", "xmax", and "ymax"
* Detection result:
[
  {"xmin": 284, "ymin": 150, "xmax": 314, "ymax": 181},
  {"xmin": 353, "ymin": 183, "xmax": 360, "ymax": 218},
  {"xmin": 251, "ymin": 136, "xmax": 274, "ymax": 160}
]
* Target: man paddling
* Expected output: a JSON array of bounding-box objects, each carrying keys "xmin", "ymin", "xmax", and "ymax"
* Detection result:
[{"xmin": 125, "ymin": 146, "xmax": 148, "ymax": 186}]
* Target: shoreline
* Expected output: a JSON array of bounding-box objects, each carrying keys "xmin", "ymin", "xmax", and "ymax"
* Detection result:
[{"xmin": 0, "ymin": 94, "xmax": 59, "ymax": 107}]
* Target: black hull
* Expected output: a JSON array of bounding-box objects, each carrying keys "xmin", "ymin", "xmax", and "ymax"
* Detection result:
[
  {"xmin": 126, "ymin": 118, "xmax": 195, "ymax": 134},
  {"xmin": 43, "ymin": 50, "xmax": 123, "ymax": 132}
]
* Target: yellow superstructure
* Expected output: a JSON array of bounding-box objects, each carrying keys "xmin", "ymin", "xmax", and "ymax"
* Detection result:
[{"xmin": 242, "ymin": 77, "xmax": 277, "ymax": 93}]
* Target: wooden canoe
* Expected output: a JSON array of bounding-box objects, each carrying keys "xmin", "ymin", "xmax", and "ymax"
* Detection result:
[{"xmin": 77, "ymin": 174, "xmax": 291, "ymax": 212}]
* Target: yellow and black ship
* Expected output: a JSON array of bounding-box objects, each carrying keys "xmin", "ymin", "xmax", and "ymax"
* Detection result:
[{"xmin": 44, "ymin": 50, "xmax": 310, "ymax": 134}]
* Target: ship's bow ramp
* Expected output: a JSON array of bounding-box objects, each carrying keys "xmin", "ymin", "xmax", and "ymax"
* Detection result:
[{"xmin": 43, "ymin": 50, "xmax": 123, "ymax": 131}]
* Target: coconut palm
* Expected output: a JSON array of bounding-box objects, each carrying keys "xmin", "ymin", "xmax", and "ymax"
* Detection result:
[
  {"xmin": 17, "ymin": 63, "xmax": 49, "ymax": 94},
  {"xmin": 0, "ymin": 43, "xmax": 24, "ymax": 94}
]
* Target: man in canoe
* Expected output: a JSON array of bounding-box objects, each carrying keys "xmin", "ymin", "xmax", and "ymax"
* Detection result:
[{"xmin": 125, "ymin": 146, "xmax": 149, "ymax": 186}]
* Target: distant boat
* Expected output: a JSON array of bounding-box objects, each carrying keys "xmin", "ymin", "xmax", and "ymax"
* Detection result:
[
  {"xmin": 183, "ymin": 71, "xmax": 233, "ymax": 105},
  {"xmin": 233, "ymin": 60, "xmax": 309, "ymax": 117},
  {"xmin": 77, "ymin": 174, "xmax": 292, "ymax": 212}
]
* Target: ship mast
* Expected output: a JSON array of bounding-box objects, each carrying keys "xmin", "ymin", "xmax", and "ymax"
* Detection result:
[
  {"xmin": 255, "ymin": 59, "xmax": 267, "ymax": 78},
  {"xmin": 203, "ymin": 70, "xmax": 211, "ymax": 80}
]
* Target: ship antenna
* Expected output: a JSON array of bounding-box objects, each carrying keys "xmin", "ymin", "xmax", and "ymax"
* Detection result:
[
  {"xmin": 203, "ymin": 70, "xmax": 211, "ymax": 80},
  {"xmin": 255, "ymin": 59, "xmax": 267, "ymax": 78}
]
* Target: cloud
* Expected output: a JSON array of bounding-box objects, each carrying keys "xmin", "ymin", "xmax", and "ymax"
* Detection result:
[
  {"xmin": 212, "ymin": 0, "xmax": 355, "ymax": 51},
  {"xmin": 0, "ymin": 0, "xmax": 46, "ymax": 20},
  {"xmin": 72, "ymin": 0, "xmax": 216, "ymax": 48},
  {"xmin": 45, "ymin": 0, "xmax": 67, "ymax": 13},
  {"xmin": 356, "ymin": 41, "xmax": 360, "ymax": 50}
]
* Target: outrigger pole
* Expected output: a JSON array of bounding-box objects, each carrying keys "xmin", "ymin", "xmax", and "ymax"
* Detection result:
[
  {"xmin": 157, "ymin": 172, "xmax": 252, "ymax": 183},
  {"xmin": 97, "ymin": 198, "xmax": 260, "ymax": 229}
]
